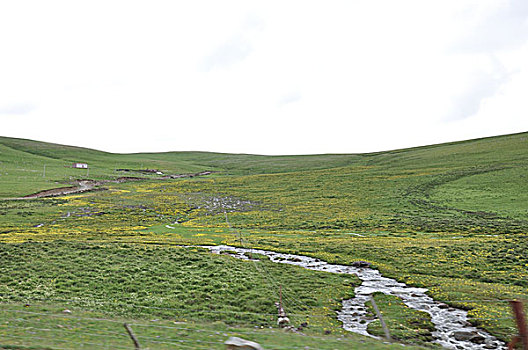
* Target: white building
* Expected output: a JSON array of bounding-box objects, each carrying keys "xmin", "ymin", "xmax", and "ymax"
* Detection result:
[{"xmin": 72, "ymin": 162, "xmax": 88, "ymax": 169}]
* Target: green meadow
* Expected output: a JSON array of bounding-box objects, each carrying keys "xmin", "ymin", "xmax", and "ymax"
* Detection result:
[{"xmin": 0, "ymin": 132, "xmax": 527, "ymax": 349}]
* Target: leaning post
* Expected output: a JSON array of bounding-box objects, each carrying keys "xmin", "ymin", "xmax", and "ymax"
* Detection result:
[
  {"xmin": 124, "ymin": 323, "xmax": 141, "ymax": 350},
  {"xmin": 509, "ymin": 300, "xmax": 528, "ymax": 350},
  {"xmin": 370, "ymin": 295, "xmax": 391, "ymax": 342}
]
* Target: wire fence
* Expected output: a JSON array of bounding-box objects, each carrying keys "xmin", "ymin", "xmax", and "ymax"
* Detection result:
[
  {"xmin": 1, "ymin": 210, "xmax": 527, "ymax": 348},
  {"xmin": 0, "ymin": 292, "xmax": 521, "ymax": 311},
  {"xmin": 1, "ymin": 302, "xmax": 524, "ymax": 350},
  {"xmin": 0, "ymin": 304, "xmax": 518, "ymax": 324},
  {"xmin": 0, "ymin": 306, "xmax": 392, "ymax": 350},
  {"xmin": 0, "ymin": 277, "xmax": 525, "ymax": 347},
  {"xmin": 226, "ymin": 215, "xmax": 312, "ymax": 313}
]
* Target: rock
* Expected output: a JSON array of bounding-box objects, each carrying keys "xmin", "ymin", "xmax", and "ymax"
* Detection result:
[
  {"xmin": 224, "ymin": 336, "xmax": 264, "ymax": 350},
  {"xmin": 470, "ymin": 334, "xmax": 486, "ymax": 344},
  {"xmin": 277, "ymin": 316, "xmax": 290, "ymax": 327},
  {"xmin": 452, "ymin": 331, "xmax": 485, "ymax": 344},
  {"xmin": 351, "ymin": 261, "xmax": 371, "ymax": 268},
  {"xmin": 62, "ymin": 309, "xmax": 72, "ymax": 314},
  {"xmin": 453, "ymin": 331, "xmax": 474, "ymax": 341},
  {"xmin": 283, "ymin": 325, "xmax": 301, "ymax": 333}
]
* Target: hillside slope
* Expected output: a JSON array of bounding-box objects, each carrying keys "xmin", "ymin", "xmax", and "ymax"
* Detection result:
[
  {"xmin": 0, "ymin": 131, "xmax": 527, "ymax": 347},
  {"xmin": 1, "ymin": 131, "xmax": 526, "ymax": 197}
]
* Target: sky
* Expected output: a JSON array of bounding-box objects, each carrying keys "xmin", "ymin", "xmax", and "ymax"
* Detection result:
[{"xmin": 1, "ymin": 0, "xmax": 527, "ymax": 155}]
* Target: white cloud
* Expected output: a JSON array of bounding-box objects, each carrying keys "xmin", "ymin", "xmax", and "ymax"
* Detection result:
[
  {"xmin": 278, "ymin": 91, "xmax": 301, "ymax": 107},
  {"xmin": 0, "ymin": 103, "xmax": 36, "ymax": 115},
  {"xmin": 202, "ymin": 36, "xmax": 254, "ymax": 71},
  {"xmin": 444, "ymin": 55, "xmax": 513, "ymax": 122},
  {"xmin": 0, "ymin": 0, "xmax": 527, "ymax": 154},
  {"xmin": 451, "ymin": 0, "xmax": 528, "ymax": 53},
  {"xmin": 201, "ymin": 13, "xmax": 264, "ymax": 71}
]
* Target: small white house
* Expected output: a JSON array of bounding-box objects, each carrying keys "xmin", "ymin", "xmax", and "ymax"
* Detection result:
[{"xmin": 72, "ymin": 162, "xmax": 88, "ymax": 169}]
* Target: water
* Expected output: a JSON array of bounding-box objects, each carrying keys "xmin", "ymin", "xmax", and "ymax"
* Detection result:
[{"xmin": 200, "ymin": 245, "xmax": 505, "ymax": 350}]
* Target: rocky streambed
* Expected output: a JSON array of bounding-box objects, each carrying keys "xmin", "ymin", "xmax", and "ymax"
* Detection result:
[{"xmin": 201, "ymin": 245, "xmax": 505, "ymax": 350}]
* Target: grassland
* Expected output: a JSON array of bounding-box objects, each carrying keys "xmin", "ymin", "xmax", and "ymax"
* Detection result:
[
  {"xmin": 1, "ymin": 132, "xmax": 527, "ymax": 349},
  {"xmin": 0, "ymin": 303, "xmax": 424, "ymax": 350},
  {"xmin": 366, "ymin": 293, "xmax": 435, "ymax": 343}
]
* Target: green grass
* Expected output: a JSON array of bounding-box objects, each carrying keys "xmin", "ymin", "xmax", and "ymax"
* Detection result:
[
  {"xmin": 0, "ymin": 304, "xmax": 427, "ymax": 350},
  {"xmin": 0, "ymin": 137, "xmax": 214, "ymax": 198},
  {"xmin": 366, "ymin": 293, "xmax": 436, "ymax": 346},
  {"xmin": 1, "ymin": 131, "xmax": 527, "ymax": 348},
  {"xmin": 3, "ymin": 131, "xmax": 525, "ymax": 198},
  {"xmin": 430, "ymin": 167, "xmax": 528, "ymax": 221},
  {"xmin": 0, "ymin": 241, "xmax": 358, "ymax": 329},
  {"xmin": 0, "ymin": 241, "xmax": 426, "ymax": 349}
]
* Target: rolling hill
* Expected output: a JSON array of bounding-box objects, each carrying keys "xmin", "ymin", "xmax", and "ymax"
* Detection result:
[{"xmin": 0, "ymin": 132, "xmax": 527, "ymax": 349}]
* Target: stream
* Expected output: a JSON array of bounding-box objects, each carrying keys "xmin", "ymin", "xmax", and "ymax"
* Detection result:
[{"xmin": 201, "ymin": 245, "xmax": 505, "ymax": 350}]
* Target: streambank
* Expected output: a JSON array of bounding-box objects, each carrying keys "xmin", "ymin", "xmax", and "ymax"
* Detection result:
[{"xmin": 200, "ymin": 245, "xmax": 505, "ymax": 350}]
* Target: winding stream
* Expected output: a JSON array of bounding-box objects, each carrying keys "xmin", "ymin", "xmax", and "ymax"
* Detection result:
[{"xmin": 201, "ymin": 245, "xmax": 505, "ymax": 350}]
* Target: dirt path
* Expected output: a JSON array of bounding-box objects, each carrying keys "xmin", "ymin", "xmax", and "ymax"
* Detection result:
[
  {"xmin": 15, "ymin": 171, "xmax": 216, "ymax": 199},
  {"xmin": 21, "ymin": 179, "xmax": 118, "ymax": 199}
]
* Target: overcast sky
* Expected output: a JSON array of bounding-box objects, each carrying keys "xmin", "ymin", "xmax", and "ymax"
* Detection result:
[{"xmin": 1, "ymin": 1, "xmax": 527, "ymax": 154}]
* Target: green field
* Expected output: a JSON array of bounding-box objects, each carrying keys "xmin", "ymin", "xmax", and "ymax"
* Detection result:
[{"xmin": 1, "ymin": 132, "xmax": 527, "ymax": 349}]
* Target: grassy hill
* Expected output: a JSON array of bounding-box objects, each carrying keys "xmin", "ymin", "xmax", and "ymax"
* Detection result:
[
  {"xmin": 0, "ymin": 132, "xmax": 527, "ymax": 349},
  {"xmin": 1, "ymin": 131, "xmax": 526, "ymax": 195}
]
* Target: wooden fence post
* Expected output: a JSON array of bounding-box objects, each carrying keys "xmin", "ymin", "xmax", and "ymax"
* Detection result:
[
  {"xmin": 124, "ymin": 323, "xmax": 141, "ymax": 350},
  {"xmin": 279, "ymin": 285, "xmax": 282, "ymax": 311},
  {"xmin": 370, "ymin": 295, "xmax": 391, "ymax": 342},
  {"xmin": 509, "ymin": 300, "xmax": 528, "ymax": 350}
]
